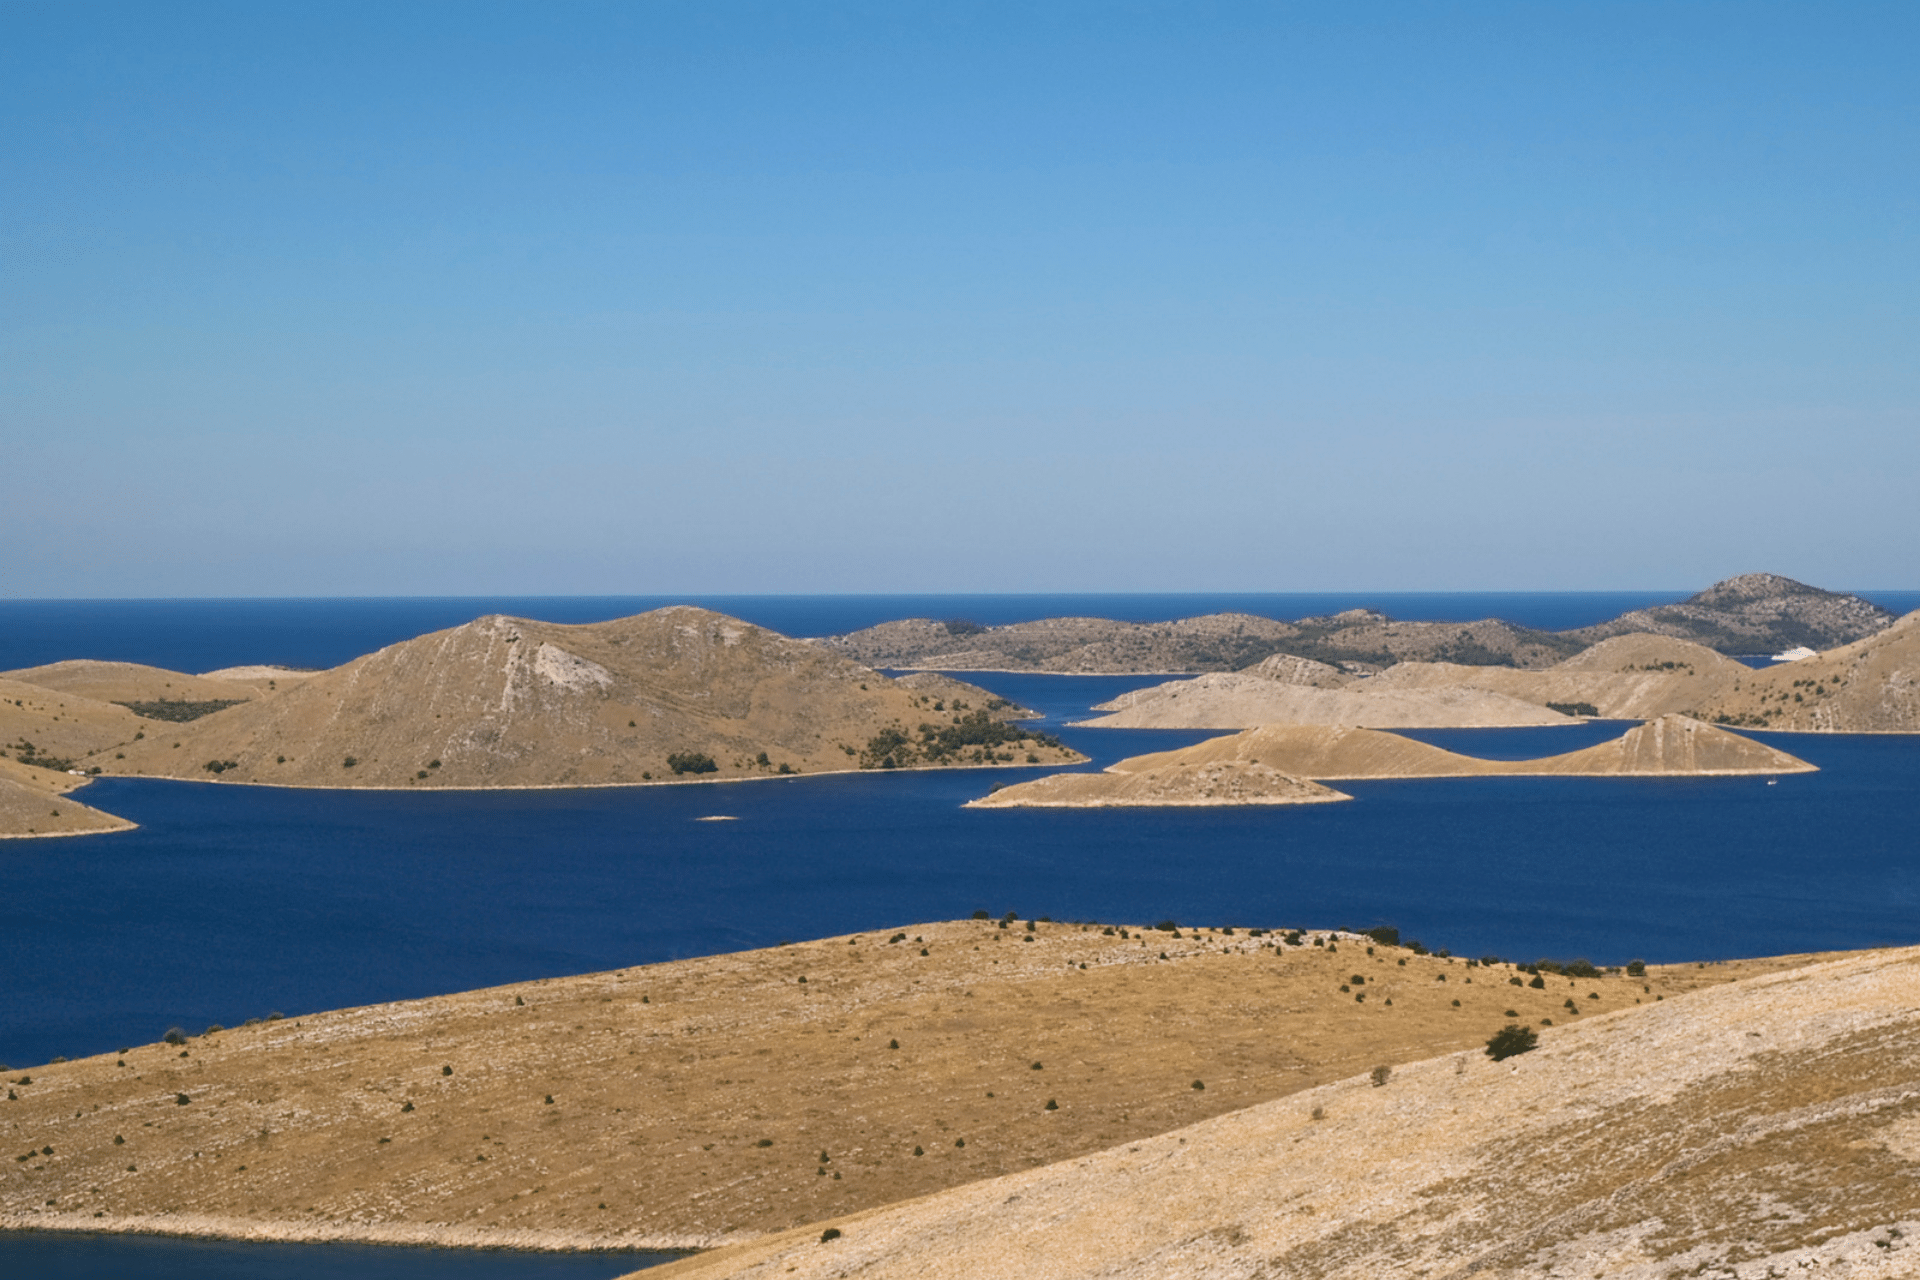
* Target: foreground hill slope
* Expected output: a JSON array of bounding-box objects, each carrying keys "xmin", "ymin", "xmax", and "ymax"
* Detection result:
[
  {"xmin": 650, "ymin": 945, "xmax": 1920, "ymax": 1280},
  {"xmin": 99, "ymin": 608, "xmax": 1080, "ymax": 788},
  {"xmin": 0, "ymin": 919, "xmax": 1819, "ymax": 1251},
  {"xmin": 1695, "ymin": 611, "xmax": 1920, "ymax": 732}
]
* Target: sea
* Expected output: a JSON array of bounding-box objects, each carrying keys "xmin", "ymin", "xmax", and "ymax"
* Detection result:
[{"xmin": 3, "ymin": 591, "xmax": 1918, "ymax": 1279}]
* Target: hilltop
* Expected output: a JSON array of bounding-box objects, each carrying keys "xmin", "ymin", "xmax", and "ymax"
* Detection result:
[
  {"xmin": 649, "ymin": 945, "xmax": 1920, "ymax": 1280},
  {"xmin": 816, "ymin": 575, "xmax": 1900, "ymax": 675},
  {"xmin": 0, "ymin": 918, "xmax": 1832, "ymax": 1252},
  {"xmin": 975, "ymin": 717, "xmax": 1814, "ymax": 807},
  {"xmin": 1566, "ymin": 572, "xmax": 1896, "ymax": 652}
]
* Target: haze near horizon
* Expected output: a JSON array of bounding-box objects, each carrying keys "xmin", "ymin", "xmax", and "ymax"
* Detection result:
[{"xmin": 4, "ymin": 2, "xmax": 1916, "ymax": 597}]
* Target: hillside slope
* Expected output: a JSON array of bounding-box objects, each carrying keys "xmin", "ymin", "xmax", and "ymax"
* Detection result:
[
  {"xmin": 1695, "ymin": 611, "xmax": 1920, "ymax": 732},
  {"xmin": 647, "ymin": 946, "xmax": 1920, "ymax": 1280},
  {"xmin": 98, "ymin": 607, "xmax": 1081, "ymax": 789},
  {"xmin": 0, "ymin": 919, "xmax": 1824, "ymax": 1251}
]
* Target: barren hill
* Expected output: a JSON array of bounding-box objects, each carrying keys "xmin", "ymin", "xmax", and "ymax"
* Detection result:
[
  {"xmin": 649, "ymin": 946, "xmax": 1920, "ymax": 1280},
  {"xmin": 1567, "ymin": 572, "xmax": 1896, "ymax": 652},
  {"xmin": 97, "ymin": 607, "xmax": 1081, "ymax": 789},
  {"xmin": 1078, "ymin": 674, "xmax": 1574, "ymax": 730},
  {"xmin": 1100, "ymin": 716, "xmax": 1814, "ymax": 782},
  {"xmin": 1080, "ymin": 633, "xmax": 1753, "ymax": 730},
  {"xmin": 1693, "ymin": 610, "xmax": 1920, "ymax": 732},
  {"xmin": 1, "ymin": 659, "xmax": 271, "ymax": 707},
  {"xmin": 0, "ymin": 918, "xmax": 1827, "ymax": 1253}
]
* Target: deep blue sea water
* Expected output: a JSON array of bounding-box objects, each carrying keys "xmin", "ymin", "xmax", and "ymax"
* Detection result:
[{"xmin": 3, "ymin": 593, "xmax": 1918, "ymax": 1278}]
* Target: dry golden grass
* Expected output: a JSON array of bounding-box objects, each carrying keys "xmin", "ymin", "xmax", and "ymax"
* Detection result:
[{"xmin": 0, "ymin": 918, "xmax": 1834, "ymax": 1251}]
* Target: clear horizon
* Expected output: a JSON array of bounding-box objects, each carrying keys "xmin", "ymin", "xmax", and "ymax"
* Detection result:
[{"xmin": 5, "ymin": 3, "xmax": 1916, "ymax": 596}]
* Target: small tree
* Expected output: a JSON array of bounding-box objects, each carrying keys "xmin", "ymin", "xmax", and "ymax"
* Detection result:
[{"xmin": 1485, "ymin": 1024, "xmax": 1539, "ymax": 1061}]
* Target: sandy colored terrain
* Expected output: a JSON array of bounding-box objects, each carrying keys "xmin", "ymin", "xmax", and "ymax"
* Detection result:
[
  {"xmin": 1078, "ymin": 675, "xmax": 1573, "ymax": 729},
  {"xmin": 0, "ymin": 919, "xmax": 1801, "ymax": 1252},
  {"xmin": 1695, "ymin": 611, "xmax": 1920, "ymax": 732},
  {"xmin": 1080, "ymin": 634, "xmax": 1751, "ymax": 730},
  {"xmin": 966, "ymin": 761, "xmax": 1351, "ymax": 808},
  {"xmin": 1, "ymin": 659, "xmax": 268, "ymax": 706},
  {"xmin": 647, "ymin": 945, "xmax": 1920, "ymax": 1280},
  {"xmin": 1103, "ymin": 716, "xmax": 1813, "ymax": 781},
  {"xmin": 0, "ymin": 757, "xmax": 133, "ymax": 839},
  {"xmin": 93, "ymin": 608, "xmax": 1081, "ymax": 790}
]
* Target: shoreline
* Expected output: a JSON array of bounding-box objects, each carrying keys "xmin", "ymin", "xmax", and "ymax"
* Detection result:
[{"xmin": 0, "ymin": 1211, "xmax": 718, "ymax": 1255}]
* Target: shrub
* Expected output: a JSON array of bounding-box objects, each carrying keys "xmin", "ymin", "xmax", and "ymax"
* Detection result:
[
  {"xmin": 667, "ymin": 751, "xmax": 718, "ymax": 775},
  {"xmin": 1364, "ymin": 926, "xmax": 1400, "ymax": 947},
  {"xmin": 342, "ymin": 756, "xmax": 357, "ymax": 768},
  {"xmin": 1044, "ymin": 1098, "xmax": 1058, "ymax": 1110},
  {"xmin": 1528, "ymin": 975, "xmax": 1546, "ymax": 989},
  {"xmin": 971, "ymin": 909, "xmax": 990, "ymax": 919},
  {"xmin": 1563, "ymin": 959, "xmax": 1601, "ymax": 979},
  {"xmin": 1546, "ymin": 701, "xmax": 1600, "ymax": 717},
  {"xmin": 1191, "ymin": 1079, "xmax": 1205, "ymax": 1090},
  {"xmin": 175, "ymin": 1093, "xmax": 190, "ymax": 1105},
  {"xmin": 1626, "ymin": 959, "xmax": 1647, "ymax": 978},
  {"xmin": 1485, "ymin": 1024, "xmax": 1538, "ymax": 1061},
  {"xmin": 820, "ymin": 1227, "xmax": 841, "ymax": 1242},
  {"xmin": 163, "ymin": 1028, "xmax": 186, "ymax": 1046},
  {"xmin": 1370, "ymin": 1065, "xmax": 1392, "ymax": 1087},
  {"xmin": 755, "ymin": 1138, "xmax": 772, "ymax": 1147}
]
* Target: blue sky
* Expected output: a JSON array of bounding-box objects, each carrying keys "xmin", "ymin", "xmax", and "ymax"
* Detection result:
[{"xmin": 4, "ymin": 1, "xmax": 1915, "ymax": 595}]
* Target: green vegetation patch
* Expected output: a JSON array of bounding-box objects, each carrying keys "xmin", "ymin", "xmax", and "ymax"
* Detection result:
[{"xmin": 114, "ymin": 698, "xmax": 248, "ymax": 722}]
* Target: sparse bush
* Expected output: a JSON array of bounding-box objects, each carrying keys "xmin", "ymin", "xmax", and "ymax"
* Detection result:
[
  {"xmin": 163, "ymin": 1028, "xmax": 186, "ymax": 1046},
  {"xmin": 820, "ymin": 1227, "xmax": 841, "ymax": 1242},
  {"xmin": 1626, "ymin": 959, "xmax": 1646, "ymax": 978},
  {"xmin": 1365, "ymin": 926, "xmax": 1400, "ymax": 947},
  {"xmin": 1044, "ymin": 1098, "xmax": 1058, "ymax": 1110},
  {"xmin": 342, "ymin": 756, "xmax": 357, "ymax": 769},
  {"xmin": 667, "ymin": 751, "xmax": 718, "ymax": 775},
  {"xmin": 1563, "ymin": 959, "xmax": 1600, "ymax": 979},
  {"xmin": 1191, "ymin": 1079, "xmax": 1205, "ymax": 1090},
  {"xmin": 1370, "ymin": 1065, "xmax": 1392, "ymax": 1087},
  {"xmin": 1485, "ymin": 1024, "xmax": 1538, "ymax": 1061}
]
